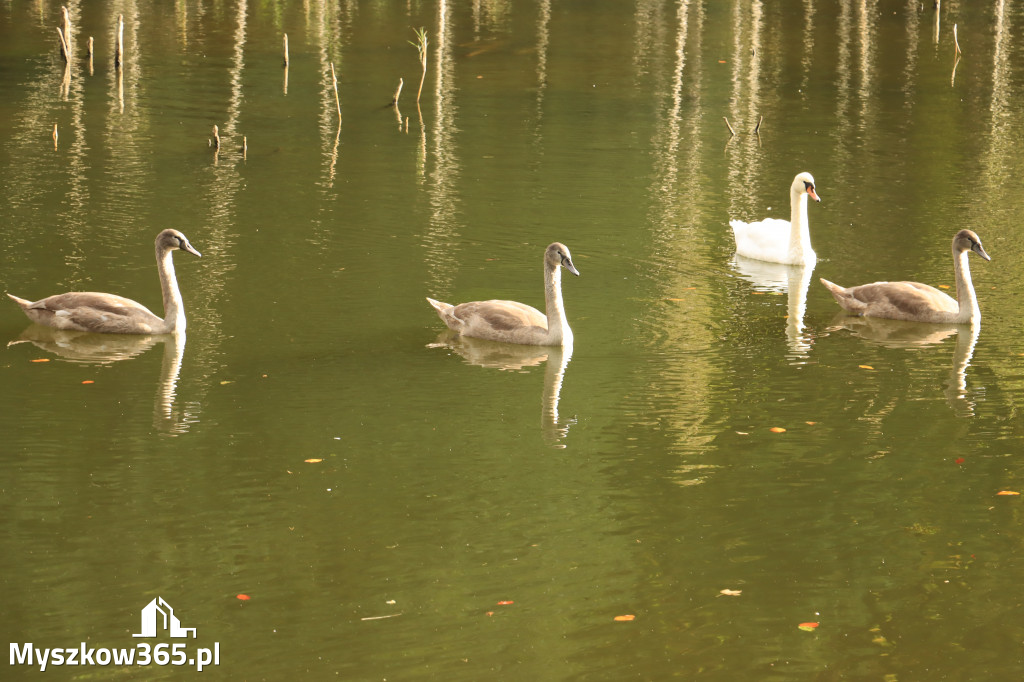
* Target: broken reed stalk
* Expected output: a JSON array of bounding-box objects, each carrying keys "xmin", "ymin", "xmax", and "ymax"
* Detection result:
[
  {"xmin": 330, "ymin": 62, "xmax": 341, "ymax": 122},
  {"xmin": 57, "ymin": 27, "xmax": 70, "ymax": 62},
  {"xmin": 242, "ymin": 136, "xmax": 247, "ymax": 159},
  {"xmin": 211, "ymin": 124, "xmax": 220, "ymax": 150},
  {"xmin": 754, "ymin": 115, "xmax": 763, "ymax": 135},
  {"xmin": 52, "ymin": 124, "xmax": 58, "ymax": 150},
  {"xmin": 409, "ymin": 27, "xmax": 428, "ymax": 104},
  {"xmin": 283, "ymin": 33, "xmax": 289, "ymax": 67},
  {"xmin": 391, "ymin": 77, "xmax": 404, "ymax": 106},
  {"xmin": 61, "ymin": 6, "xmax": 71, "ymax": 57},
  {"xmin": 953, "ymin": 23, "xmax": 961, "ymax": 56},
  {"xmin": 115, "ymin": 14, "xmax": 124, "ymax": 68},
  {"xmin": 723, "ymin": 116, "xmax": 736, "ymax": 137}
]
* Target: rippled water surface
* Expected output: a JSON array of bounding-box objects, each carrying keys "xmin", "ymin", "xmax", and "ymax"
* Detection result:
[{"xmin": 3, "ymin": 1, "xmax": 1024, "ymax": 680}]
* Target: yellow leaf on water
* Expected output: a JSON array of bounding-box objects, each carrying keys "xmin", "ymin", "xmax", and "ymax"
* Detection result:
[
  {"xmin": 719, "ymin": 589, "xmax": 742, "ymax": 596},
  {"xmin": 304, "ymin": 458, "xmax": 323, "ymax": 464},
  {"xmin": 996, "ymin": 490, "xmax": 1020, "ymax": 496},
  {"xmin": 769, "ymin": 427, "xmax": 787, "ymax": 433},
  {"xmin": 613, "ymin": 614, "xmax": 636, "ymax": 622},
  {"xmin": 798, "ymin": 622, "xmax": 820, "ymax": 631},
  {"xmin": 31, "ymin": 358, "xmax": 50, "ymax": 363},
  {"xmin": 859, "ymin": 365, "xmax": 874, "ymax": 370},
  {"xmin": 938, "ymin": 284, "xmax": 950, "ymax": 289}
]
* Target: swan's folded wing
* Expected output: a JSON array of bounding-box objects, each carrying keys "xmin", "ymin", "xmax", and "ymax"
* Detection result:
[
  {"xmin": 848, "ymin": 281, "xmax": 958, "ymax": 316},
  {"xmin": 453, "ymin": 300, "xmax": 546, "ymax": 332}
]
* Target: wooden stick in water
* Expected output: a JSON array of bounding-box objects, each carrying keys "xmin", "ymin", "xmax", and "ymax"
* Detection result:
[
  {"xmin": 391, "ymin": 77, "xmax": 404, "ymax": 106},
  {"xmin": 211, "ymin": 124, "xmax": 220, "ymax": 150},
  {"xmin": 283, "ymin": 33, "xmax": 289, "ymax": 67},
  {"xmin": 53, "ymin": 124, "xmax": 59, "ymax": 150},
  {"xmin": 242, "ymin": 136, "xmax": 247, "ymax": 159},
  {"xmin": 61, "ymin": 6, "xmax": 71, "ymax": 58},
  {"xmin": 953, "ymin": 23, "xmax": 961, "ymax": 56},
  {"xmin": 723, "ymin": 116, "xmax": 736, "ymax": 137},
  {"xmin": 57, "ymin": 27, "xmax": 70, "ymax": 62},
  {"xmin": 754, "ymin": 115, "xmax": 763, "ymax": 135},
  {"xmin": 330, "ymin": 62, "xmax": 341, "ymax": 123},
  {"xmin": 115, "ymin": 14, "xmax": 124, "ymax": 68}
]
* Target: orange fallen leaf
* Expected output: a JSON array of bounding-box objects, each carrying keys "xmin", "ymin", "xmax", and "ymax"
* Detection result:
[
  {"xmin": 304, "ymin": 458, "xmax": 323, "ymax": 463},
  {"xmin": 236, "ymin": 594, "xmax": 251, "ymax": 600},
  {"xmin": 805, "ymin": 421, "xmax": 817, "ymax": 425},
  {"xmin": 798, "ymin": 622, "xmax": 819, "ymax": 631},
  {"xmin": 996, "ymin": 490, "xmax": 1020, "ymax": 496},
  {"xmin": 485, "ymin": 611, "xmax": 495, "ymax": 616},
  {"xmin": 859, "ymin": 365, "xmax": 874, "ymax": 370},
  {"xmin": 769, "ymin": 427, "xmax": 786, "ymax": 433},
  {"xmin": 31, "ymin": 358, "xmax": 50, "ymax": 363},
  {"xmin": 938, "ymin": 284, "xmax": 950, "ymax": 289},
  {"xmin": 719, "ymin": 589, "xmax": 742, "ymax": 596},
  {"xmin": 614, "ymin": 615, "xmax": 636, "ymax": 622},
  {"xmin": 497, "ymin": 600, "xmax": 514, "ymax": 606},
  {"xmin": 82, "ymin": 380, "xmax": 95, "ymax": 384}
]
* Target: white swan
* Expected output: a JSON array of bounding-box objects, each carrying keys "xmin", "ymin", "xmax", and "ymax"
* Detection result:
[
  {"xmin": 820, "ymin": 229, "xmax": 990, "ymax": 324},
  {"xmin": 730, "ymin": 172, "xmax": 820, "ymax": 265},
  {"xmin": 7, "ymin": 229, "xmax": 201, "ymax": 334},
  {"xmin": 426, "ymin": 242, "xmax": 579, "ymax": 346}
]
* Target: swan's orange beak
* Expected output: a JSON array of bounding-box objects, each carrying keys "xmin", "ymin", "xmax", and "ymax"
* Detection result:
[{"xmin": 807, "ymin": 187, "xmax": 821, "ymax": 203}]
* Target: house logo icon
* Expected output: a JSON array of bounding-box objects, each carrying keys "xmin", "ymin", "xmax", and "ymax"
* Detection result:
[{"xmin": 132, "ymin": 597, "xmax": 196, "ymax": 639}]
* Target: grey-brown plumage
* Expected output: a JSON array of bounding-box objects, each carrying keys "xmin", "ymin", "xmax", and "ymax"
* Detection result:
[
  {"xmin": 427, "ymin": 242, "xmax": 579, "ymax": 346},
  {"xmin": 820, "ymin": 229, "xmax": 990, "ymax": 324},
  {"xmin": 8, "ymin": 229, "xmax": 201, "ymax": 334}
]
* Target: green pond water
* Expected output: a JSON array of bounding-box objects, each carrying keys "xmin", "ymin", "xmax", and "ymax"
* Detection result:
[{"xmin": 2, "ymin": 1, "xmax": 1024, "ymax": 680}]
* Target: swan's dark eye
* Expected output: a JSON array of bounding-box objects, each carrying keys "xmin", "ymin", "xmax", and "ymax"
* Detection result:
[{"xmin": 804, "ymin": 182, "xmax": 814, "ymax": 192}]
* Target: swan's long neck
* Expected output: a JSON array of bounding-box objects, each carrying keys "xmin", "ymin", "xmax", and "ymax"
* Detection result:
[
  {"xmin": 788, "ymin": 188, "xmax": 813, "ymax": 260},
  {"xmin": 953, "ymin": 247, "xmax": 980, "ymax": 324},
  {"xmin": 544, "ymin": 262, "xmax": 571, "ymax": 345},
  {"xmin": 156, "ymin": 245, "xmax": 186, "ymax": 333}
]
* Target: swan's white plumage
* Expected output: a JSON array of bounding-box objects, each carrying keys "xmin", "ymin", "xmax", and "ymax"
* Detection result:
[{"xmin": 730, "ymin": 172, "xmax": 820, "ymax": 265}]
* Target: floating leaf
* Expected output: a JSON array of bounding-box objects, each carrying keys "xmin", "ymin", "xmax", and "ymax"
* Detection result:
[
  {"xmin": 996, "ymin": 490, "xmax": 1020, "ymax": 496},
  {"xmin": 220, "ymin": 380, "xmax": 233, "ymax": 385},
  {"xmin": 81, "ymin": 380, "xmax": 95, "ymax": 385},
  {"xmin": 236, "ymin": 594, "xmax": 251, "ymax": 601},
  {"xmin": 719, "ymin": 589, "xmax": 742, "ymax": 596},
  {"xmin": 497, "ymin": 600, "xmax": 514, "ymax": 606},
  {"xmin": 805, "ymin": 421, "xmax": 817, "ymax": 426},
  {"xmin": 938, "ymin": 284, "xmax": 950, "ymax": 289},
  {"xmin": 769, "ymin": 427, "xmax": 787, "ymax": 433},
  {"xmin": 798, "ymin": 622, "xmax": 819, "ymax": 631},
  {"xmin": 859, "ymin": 365, "xmax": 874, "ymax": 370},
  {"xmin": 614, "ymin": 615, "xmax": 636, "ymax": 622},
  {"xmin": 955, "ymin": 457, "xmax": 965, "ymax": 465},
  {"xmin": 31, "ymin": 358, "xmax": 50, "ymax": 363},
  {"xmin": 304, "ymin": 458, "xmax": 323, "ymax": 463}
]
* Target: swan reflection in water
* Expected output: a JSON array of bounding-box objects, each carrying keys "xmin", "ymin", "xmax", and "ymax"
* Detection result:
[
  {"xmin": 427, "ymin": 330, "xmax": 575, "ymax": 446},
  {"xmin": 9, "ymin": 326, "xmax": 194, "ymax": 434},
  {"xmin": 826, "ymin": 315, "xmax": 982, "ymax": 417},
  {"xmin": 730, "ymin": 253, "xmax": 815, "ymax": 357}
]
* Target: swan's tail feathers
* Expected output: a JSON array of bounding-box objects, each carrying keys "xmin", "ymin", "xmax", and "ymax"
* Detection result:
[
  {"xmin": 426, "ymin": 297, "xmax": 451, "ymax": 314},
  {"xmin": 7, "ymin": 293, "xmax": 31, "ymax": 309},
  {"xmin": 819, "ymin": 279, "xmax": 865, "ymax": 315}
]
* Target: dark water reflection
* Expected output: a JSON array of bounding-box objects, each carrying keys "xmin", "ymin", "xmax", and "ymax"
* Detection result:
[{"xmin": 3, "ymin": 1, "xmax": 1024, "ymax": 679}]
